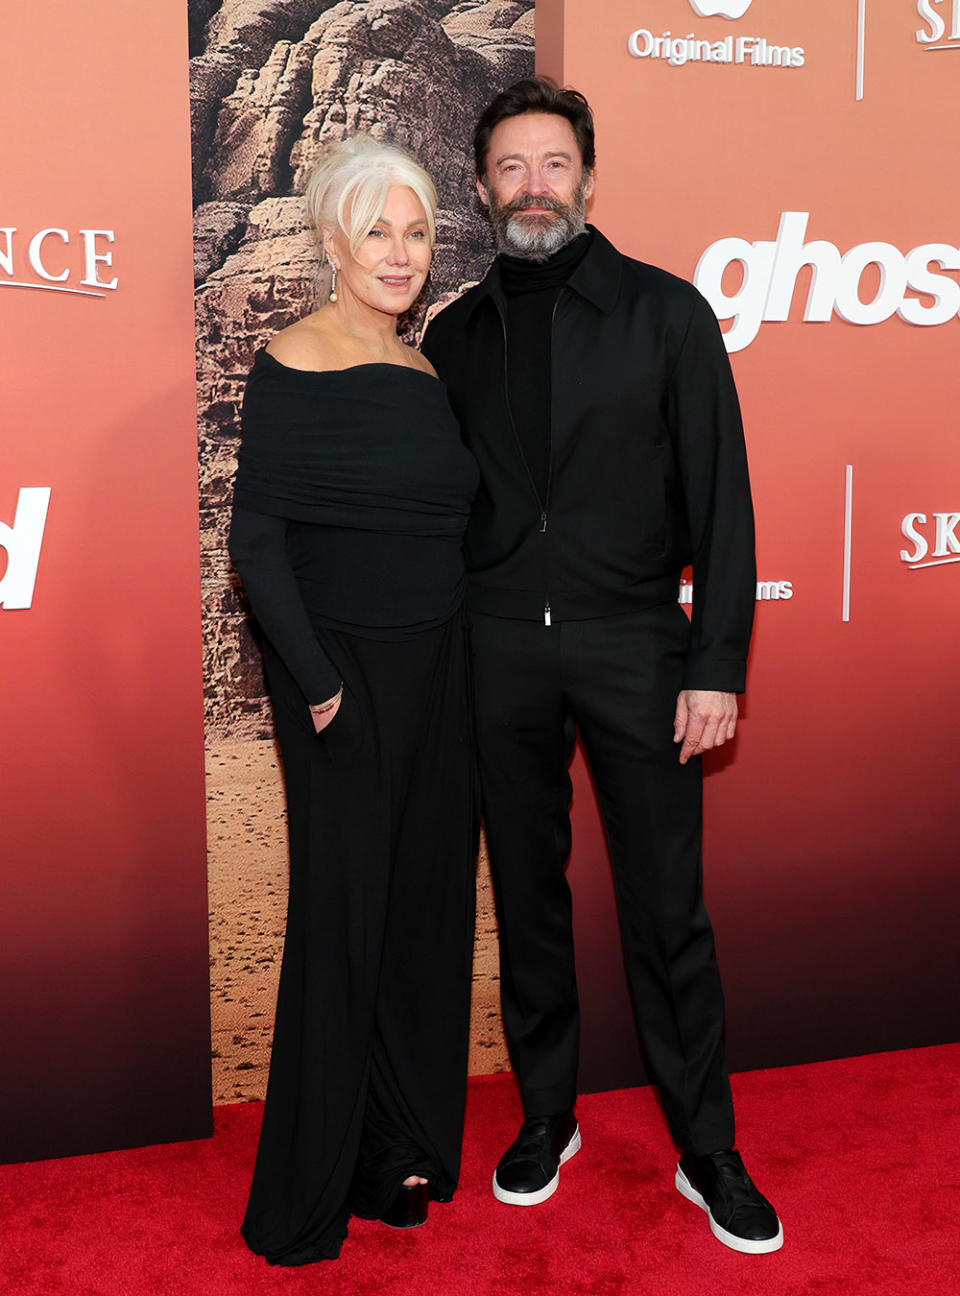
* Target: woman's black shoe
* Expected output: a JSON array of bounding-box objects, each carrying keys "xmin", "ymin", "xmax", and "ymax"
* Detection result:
[{"xmin": 378, "ymin": 1181, "xmax": 429, "ymax": 1229}]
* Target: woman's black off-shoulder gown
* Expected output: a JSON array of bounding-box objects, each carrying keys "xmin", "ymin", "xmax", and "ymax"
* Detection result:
[{"xmin": 228, "ymin": 350, "xmax": 480, "ymax": 1264}]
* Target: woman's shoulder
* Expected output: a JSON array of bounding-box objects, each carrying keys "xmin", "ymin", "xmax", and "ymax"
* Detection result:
[
  {"xmin": 263, "ymin": 315, "xmax": 342, "ymax": 373},
  {"xmin": 261, "ymin": 323, "xmax": 435, "ymax": 379},
  {"xmin": 401, "ymin": 343, "xmax": 438, "ymax": 378}
]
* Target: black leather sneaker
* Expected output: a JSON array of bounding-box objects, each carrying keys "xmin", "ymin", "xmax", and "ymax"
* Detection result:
[
  {"xmin": 492, "ymin": 1111, "xmax": 581, "ymax": 1206},
  {"xmin": 676, "ymin": 1149, "xmax": 783, "ymax": 1253}
]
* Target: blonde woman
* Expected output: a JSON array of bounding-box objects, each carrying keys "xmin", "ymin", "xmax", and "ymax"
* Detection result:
[{"xmin": 229, "ymin": 134, "xmax": 479, "ymax": 1265}]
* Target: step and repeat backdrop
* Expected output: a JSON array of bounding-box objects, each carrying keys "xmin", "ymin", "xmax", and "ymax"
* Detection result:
[
  {"xmin": 536, "ymin": 0, "xmax": 960, "ymax": 1091},
  {"xmin": 1, "ymin": 7, "xmax": 210, "ymax": 1161},
  {"xmin": 2, "ymin": 0, "xmax": 956, "ymax": 1162}
]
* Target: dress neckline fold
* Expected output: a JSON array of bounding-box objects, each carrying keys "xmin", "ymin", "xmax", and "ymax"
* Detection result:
[{"xmin": 256, "ymin": 347, "xmax": 442, "ymax": 383}]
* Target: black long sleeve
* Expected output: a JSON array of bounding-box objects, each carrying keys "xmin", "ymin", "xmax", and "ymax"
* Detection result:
[
  {"xmin": 669, "ymin": 294, "xmax": 756, "ymax": 693},
  {"xmin": 228, "ymin": 506, "xmax": 341, "ymax": 703}
]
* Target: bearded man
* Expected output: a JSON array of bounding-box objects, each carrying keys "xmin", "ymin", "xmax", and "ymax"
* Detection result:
[{"xmin": 422, "ymin": 77, "xmax": 782, "ymax": 1254}]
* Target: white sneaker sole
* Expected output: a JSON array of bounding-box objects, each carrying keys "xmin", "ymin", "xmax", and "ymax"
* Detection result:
[
  {"xmin": 492, "ymin": 1125, "xmax": 582, "ymax": 1206},
  {"xmin": 675, "ymin": 1164, "xmax": 784, "ymax": 1254}
]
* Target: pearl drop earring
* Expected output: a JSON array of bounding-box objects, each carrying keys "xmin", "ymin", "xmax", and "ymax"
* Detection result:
[{"xmin": 328, "ymin": 257, "xmax": 338, "ymax": 303}]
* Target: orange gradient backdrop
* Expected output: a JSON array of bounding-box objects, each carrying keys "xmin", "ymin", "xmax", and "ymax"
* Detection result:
[
  {"xmin": 536, "ymin": 0, "xmax": 960, "ymax": 1089},
  {"xmin": 1, "ymin": 7, "xmax": 210, "ymax": 1160}
]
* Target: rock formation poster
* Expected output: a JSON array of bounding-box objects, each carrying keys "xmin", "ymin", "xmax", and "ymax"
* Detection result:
[{"xmin": 190, "ymin": 0, "xmax": 533, "ymax": 1103}]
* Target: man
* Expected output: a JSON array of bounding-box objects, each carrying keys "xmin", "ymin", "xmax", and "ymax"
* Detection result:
[{"xmin": 422, "ymin": 78, "xmax": 781, "ymax": 1255}]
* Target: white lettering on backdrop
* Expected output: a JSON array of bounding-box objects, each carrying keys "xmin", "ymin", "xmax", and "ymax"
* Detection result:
[
  {"xmin": 0, "ymin": 488, "xmax": 52, "ymax": 610},
  {"xmin": 694, "ymin": 212, "xmax": 960, "ymax": 351}
]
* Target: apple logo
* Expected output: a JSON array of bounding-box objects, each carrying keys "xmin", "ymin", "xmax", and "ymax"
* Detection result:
[{"xmin": 689, "ymin": 0, "xmax": 753, "ymax": 17}]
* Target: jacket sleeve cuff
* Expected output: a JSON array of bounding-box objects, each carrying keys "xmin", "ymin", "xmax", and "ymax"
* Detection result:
[{"xmin": 682, "ymin": 657, "xmax": 748, "ymax": 695}]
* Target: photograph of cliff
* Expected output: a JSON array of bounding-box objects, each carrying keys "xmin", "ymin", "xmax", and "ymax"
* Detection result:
[{"xmin": 190, "ymin": 0, "xmax": 534, "ymax": 1101}]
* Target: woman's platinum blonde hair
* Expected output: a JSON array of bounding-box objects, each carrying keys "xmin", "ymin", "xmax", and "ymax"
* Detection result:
[{"xmin": 304, "ymin": 133, "xmax": 438, "ymax": 257}]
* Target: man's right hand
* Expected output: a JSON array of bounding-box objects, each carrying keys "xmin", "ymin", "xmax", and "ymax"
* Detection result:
[{"xmin": 673, "ymin": 689, "xmax": 738, "ymax": 765}]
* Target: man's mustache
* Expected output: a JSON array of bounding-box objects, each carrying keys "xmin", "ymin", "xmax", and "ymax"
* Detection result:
[{"xmin": 503, "ymin": 193, "xmax": 567, "ymax": 216}]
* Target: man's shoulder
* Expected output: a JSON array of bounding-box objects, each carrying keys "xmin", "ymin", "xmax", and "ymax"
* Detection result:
[
  {"xmin": 587, "ymin": 228, "xmax": 700, "ymax": 309},
  {"xmin": 621, "ymin": 249, "xmax": 704, "ymax": 310},
  {"xmin": 564, "ymin": 230, "xmax": 709, "ymax": 334}
]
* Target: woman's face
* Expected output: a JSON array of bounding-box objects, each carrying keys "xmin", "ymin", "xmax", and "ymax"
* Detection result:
[{"xmin": 329, "ymin": 184, "xmax": 432, "ymax": 316}]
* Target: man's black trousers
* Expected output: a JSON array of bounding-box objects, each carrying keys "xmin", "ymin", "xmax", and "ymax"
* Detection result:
[{"xmin": 470, "ymin": 603, "xmax": 735, "ymax": 1157}]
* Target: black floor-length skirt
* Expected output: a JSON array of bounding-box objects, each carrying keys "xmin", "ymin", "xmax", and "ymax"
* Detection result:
[{"xmin": 241, "ymin": 611, "xmax": 476, "ymax": 1265}]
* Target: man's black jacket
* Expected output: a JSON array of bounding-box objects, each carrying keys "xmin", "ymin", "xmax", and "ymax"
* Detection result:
[{"xmin": 421, "ymin": 227, "xmax": 756, "ymax": 694}]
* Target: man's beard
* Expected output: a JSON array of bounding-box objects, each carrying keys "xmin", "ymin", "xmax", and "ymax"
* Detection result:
[{"xmin": 488, "ymin": 182, "xmax": 588, "ymax": 261}]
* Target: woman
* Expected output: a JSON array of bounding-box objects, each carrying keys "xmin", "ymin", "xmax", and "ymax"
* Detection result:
[{"xmin": 229, "ymin": 134, "xmax": 479, "ymax": 1265}]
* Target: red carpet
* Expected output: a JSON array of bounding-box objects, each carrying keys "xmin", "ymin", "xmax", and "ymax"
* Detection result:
[{"xmin": 1, "ymin": 1044, "xmax": 957, "ymax": 1295}]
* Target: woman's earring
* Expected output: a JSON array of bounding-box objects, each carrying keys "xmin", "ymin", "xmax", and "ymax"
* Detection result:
[{"xmin": 328, "ymin": 258, "xmax": 338, "ymax": 303}]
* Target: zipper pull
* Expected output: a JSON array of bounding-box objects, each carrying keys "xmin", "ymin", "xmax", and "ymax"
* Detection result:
[
  {"xmin": 539, "ymin": 511, "xmax": 548, "ymax": 534},
  {"xmin": 544, "ymin": 601, "xmax": 552, "ymax": 627}
]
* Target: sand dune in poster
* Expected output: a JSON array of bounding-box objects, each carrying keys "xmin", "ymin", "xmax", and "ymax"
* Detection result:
[{"xmin": 206, "ymin": 741, "xmax": 506, "ymax": 1103}]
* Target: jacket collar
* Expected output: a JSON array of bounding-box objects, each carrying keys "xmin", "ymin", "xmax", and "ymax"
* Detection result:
[{"xmin": 465, "ymin": 225, "xmax": 622, "ymax": 320}]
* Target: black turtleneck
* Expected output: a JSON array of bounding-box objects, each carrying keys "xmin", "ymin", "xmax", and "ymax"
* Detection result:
[{"xmin": 500, "ymin": 230, "xmax": 593, "ymax": 504}]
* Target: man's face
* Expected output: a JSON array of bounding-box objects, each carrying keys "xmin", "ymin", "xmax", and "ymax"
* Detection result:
[{"xmin": 478, "ymin": 112, "xmax": 595, "ymax": 260}]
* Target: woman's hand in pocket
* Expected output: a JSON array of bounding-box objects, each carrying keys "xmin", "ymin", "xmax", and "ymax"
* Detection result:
[{"xmin": 309, "ymin": 687, "xmax": 343, "ymax": 733}]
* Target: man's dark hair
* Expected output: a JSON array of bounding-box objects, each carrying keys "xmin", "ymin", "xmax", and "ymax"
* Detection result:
[{"xmin": 473, "ymin": 76, "xmax": 596, "ymax": 180}]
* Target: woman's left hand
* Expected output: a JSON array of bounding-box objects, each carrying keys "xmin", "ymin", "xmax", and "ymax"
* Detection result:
[{"xmin": 309, "ymin": 686, "xmax": 343, "ymax": 733}]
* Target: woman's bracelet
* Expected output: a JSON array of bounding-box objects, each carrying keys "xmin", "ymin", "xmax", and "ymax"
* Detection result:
[{"xmin": 309, "ymin": 683, "xmax": 343, "ymax": 715}]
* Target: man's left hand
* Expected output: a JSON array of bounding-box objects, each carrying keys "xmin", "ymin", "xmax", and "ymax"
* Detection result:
[{"xmin": 673, "ymin": 690, "xmax": 738, "ymax": 766}]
